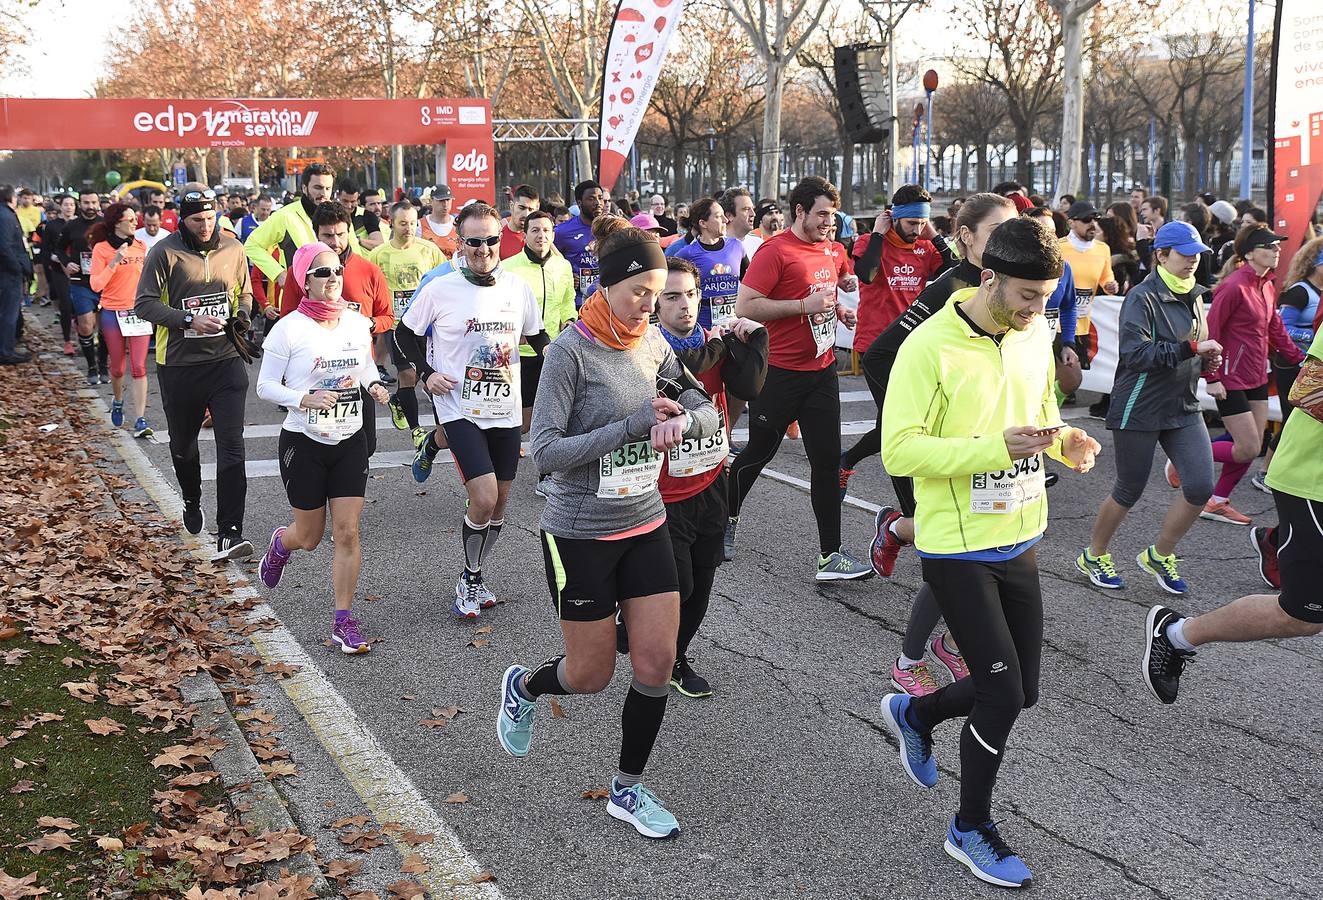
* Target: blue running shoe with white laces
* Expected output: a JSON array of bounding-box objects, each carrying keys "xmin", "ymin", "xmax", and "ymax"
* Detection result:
[
  {"xmin": 110, "ymin": 398, "xmax": 124, "ymax": 427},
  {"xmin": 1076, "ymin": 548, "xmax": 1125, "ymax": 590},
  {"xmin": 1136, "ymin": 546, "xmax": 1189, "ymax": 595},
  {"xmin": 944, "ymin": 817, "xmax": 1033, "ymax": 888},
  {"xmin": 411, "ymin": 441, "xmax": 434, "ymax": 483},
  {"xmin": 880, "ymin": 692, "xmax": 937, "ymax": 788},
  {"xmin": 496, "ymin": 664, "xmax": 536, "ymax": 757},
  {"xmin": 607, "ymin": 778, "xmax": 681, "ymax": 839}
]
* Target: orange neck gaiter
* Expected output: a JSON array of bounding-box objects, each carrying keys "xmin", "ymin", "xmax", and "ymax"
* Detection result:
[{"xmin": 577, "ymin": 289, "xmax": 648, "ymax": 351}]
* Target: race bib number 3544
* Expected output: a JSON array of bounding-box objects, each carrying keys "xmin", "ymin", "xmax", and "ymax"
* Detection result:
[{"xmin": 598, "ymin": 441, "xmax": 663, "ymax": 498}]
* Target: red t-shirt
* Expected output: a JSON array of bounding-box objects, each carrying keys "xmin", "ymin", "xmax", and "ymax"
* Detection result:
[
  {"xmin": 742, "ymin": 230, "xmax": 850, "ymax": 371},
  {"xmin": 280, "ymin": 252, "xmax": 393, "ymax": 341},
  {"xmin": 659, "ymin": 334, "xmax": 728, "ymax": 504},
  {"xmin": 136, "ymin": 210, "xmax": 179, "ymax": 232},
  {"xmin": 499, "ymin": 222, "xmax": 525, "ymax": 259},
  {"xmin": 850, "ymin": 231, "xmax": 943, "ymax": 351}
]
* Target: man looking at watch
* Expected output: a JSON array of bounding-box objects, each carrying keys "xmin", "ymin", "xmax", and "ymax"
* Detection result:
[{"xmin": 135, "ymin": 183, "xmax": 256, "ymax": 561}]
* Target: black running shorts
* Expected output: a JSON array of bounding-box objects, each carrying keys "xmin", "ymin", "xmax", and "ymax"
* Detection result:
[
  {"xmin": 1273, "ymin": 489, "xmax": 1323, "ymax": 623},
  {"xmin": 440, "ymin": 418, "xmax": 522, "ymax": 483},
  {"xmin": 541, "ymin": 523, "xmax": 679, "ymax": 622},
  {"xmin": 278, "ymin": 428, "xmax": 369, "ymax": 510}
]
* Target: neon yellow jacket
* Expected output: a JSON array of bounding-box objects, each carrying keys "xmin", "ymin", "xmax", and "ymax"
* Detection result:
[
  {"xmin": 243, "ymin": 197, "xmax": 360, "ymax": 283},
  {"xmin": 881, "ymin": 288, "xmax": 1071, "ymax": 555},
  {"xmin": 504, "ymin": 250, "xmax": 576, "ymax": 358}
]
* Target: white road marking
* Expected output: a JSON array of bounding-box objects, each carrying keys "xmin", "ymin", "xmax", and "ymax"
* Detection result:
[{"xmin": 89, "ymin": 390, "xmax": 504, "ymax": 899}]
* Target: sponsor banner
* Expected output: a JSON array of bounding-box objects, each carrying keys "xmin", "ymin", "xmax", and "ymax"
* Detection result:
[
  {"xmin": 597, "ymin": 0, "xmax": 686, "ymax": 192},
  {"xmin": 1269, "ymin": 0, "xmax": 1323, "ymax": 280}
]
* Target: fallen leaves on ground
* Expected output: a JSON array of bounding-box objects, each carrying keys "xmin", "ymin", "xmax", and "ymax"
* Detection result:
[
  {"xmin": 472, "ymin": 872, "xmax": 497, "ymax": 883},
  {"xmin": 399, "ymin": 853, "xmax": 429, "ymax": 875},
  {"xmin": 385, "ymin": 881, "xmax": 425, "ymax": 900},
  {"xmin": 19, "ymin": 832, "xmax": 75, "ymax": 855},
  {"xmin": 444, "ymin": 792, "xmax": 470, "ymax": 804},
  {"xmin": 34, "ymin": 818, "xmax": 77, "ymax": 831},
  {"xmin": 83, "ymin": 717, "xmax": 124, "ymax": 736},
  {"xmin": 581, "ymin": 788, "xmax": 610, "ymax": 800},
  {"xmin": 399, "ymin": 830, "xmax": 434, "ymax": 846},
  {"xmin": 550, "ymin": 698, "xmax": 566, "ymax": 718},
  {"xmin": 0, "ymin": 869, "xmax": 48, "ymax": 898}
]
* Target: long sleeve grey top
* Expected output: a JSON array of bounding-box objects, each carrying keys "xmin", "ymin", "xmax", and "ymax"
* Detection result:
[{"xmin": 531, "ymin": 322, "xmax": 719, "ymax": 539}]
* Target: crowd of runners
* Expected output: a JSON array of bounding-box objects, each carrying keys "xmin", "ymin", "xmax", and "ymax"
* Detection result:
[{"xmin": 2, "ymin": 167, "xmax": 1321, "ymax": 890}]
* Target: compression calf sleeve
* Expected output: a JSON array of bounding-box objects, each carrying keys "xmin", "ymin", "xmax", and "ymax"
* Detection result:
[
  {"xmin": 462, "ymin": 515, "xmax": 489, "ymax": 577},
  {"xmin": 524, "ymin": 655, "xmax": 572, "ymax": 698},
  {"xmin": 394, "ymin": 386, "xmax": 420, "ymax": 430},
  {"xmin": 619, "ymin": 678, "xmax": 669, "ymax": 780},
  {"xmin": 78, "ymin": 333, "xmax": 96, "ymax": 368}
]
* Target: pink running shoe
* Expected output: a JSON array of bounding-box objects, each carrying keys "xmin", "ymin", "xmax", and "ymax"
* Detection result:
[
  {"xmin": 890, "ymin": 658, "xmax": 939, "ymax": 697},
  {"xmin": 930, "ymin": 635, "xmax": 969, "ymax": 682},
  {"xmin": 259, "ymin": 526, "xmax": 291, "ymax": 589},
  {"xmin": 332, "ymin": 615, "xmax": 370, "ymax": 654}
]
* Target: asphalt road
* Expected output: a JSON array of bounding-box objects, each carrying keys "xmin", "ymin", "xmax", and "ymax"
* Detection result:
[{"xmin": 45, "ymin": 305, "xmax": 1323, "ymax": 900}]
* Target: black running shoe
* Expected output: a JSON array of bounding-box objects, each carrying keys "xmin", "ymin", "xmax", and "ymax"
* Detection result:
[
  {"xmin": 1143, "ymin": 605, "xmax": 1193, "ymax": 705},
  {"xmin": 212, "ymin": 530, "xmax": 254, "ymax": 562},
  {"xmin": 182, "ymin": 500, "xmax": 205, "ymax": 535},
  {"xmin": 670, "ymin": 657, "xmax": 713, "ymax": 698}
]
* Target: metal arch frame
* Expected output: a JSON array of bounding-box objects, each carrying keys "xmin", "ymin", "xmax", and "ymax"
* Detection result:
[{"xmin": 492, "ymin": 118, "xmax": 599, "ymax": 143}]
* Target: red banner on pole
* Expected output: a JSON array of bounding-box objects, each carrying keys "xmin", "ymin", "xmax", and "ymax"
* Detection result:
[
  {"xmin": 0, "ymin": 97, "xmax": 495, "ymax": 202},
  {"xmin": 1269, "ymin": 0, "xmax": 1323, "ymax": 278}
]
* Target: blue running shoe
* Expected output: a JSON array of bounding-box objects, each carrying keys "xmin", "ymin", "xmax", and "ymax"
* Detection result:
[
  {"xmin": 1075, "ymin": 549, "xmax": 1125, "ymax": 590},
  {"xmin": 944, "ymin": 817, "xmax": 1033, "ymax": 888},
  {"xmin": 1136, "ymin": 546, "xmax": 1188, "ymax": 595},
  {"xmin": 607, "ymin": 778, "xmax": 680, "ymax": 839},
  {"xmin": 496, "ymin": 664, "xmax": 536, "ymax": 757},
  {"xmin": 411, "ymin": 441, "xmax": 434, "ymax": 483},
  {"xmin": 880, "ymin": 692, "xmax": 937, "ymax": 788},
  {"xmin": 110, "ymin": 398, "xmax": 124, "ymax": 427},
  {"xmin": 132, "ymin": 417, "xmax": 153, "ymax": 439}
]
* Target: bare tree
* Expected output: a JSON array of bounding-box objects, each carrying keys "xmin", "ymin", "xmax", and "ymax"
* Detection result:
[
  {"xmin": 934, "ymin": 80, "xmax": 1007, "ymax": 192},
  {"xmin": 723, "ymin": 0, "xmax": 832, "ymax": 198},
  {"xmin": 1050, "ymin": 0, "xmax": 1102, "ymax": 200},
  {"xmin": 796, "ymin": 8, "xmax": 876, "ymax": 206}
]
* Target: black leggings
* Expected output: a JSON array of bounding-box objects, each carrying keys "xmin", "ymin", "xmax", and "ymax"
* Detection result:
[
  {"xmin": 666, "ymin": 472, "xmax": 727, "ymax": 658},
  {"xmin": 842, "ymin": 343, "xmax": 916, "ymax": 514},
  {"xmin": 727, "ymin": 365, "xmax": 842, "ymax": 556},
  {"xmin": 47, "ymin": 268, "xmax": 72, "ymax": 342},
  {"xmin": 910, "ymin": 549, "xmax": 1043, "ymax": 826},
  {"xmin": 158, "ymin": 357, "xmax": 249, "ymax": 533}
]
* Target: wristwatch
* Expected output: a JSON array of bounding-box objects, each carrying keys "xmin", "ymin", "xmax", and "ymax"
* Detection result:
[{"xmin": 182, "ymin": 313, "xmax": 195, "ymax": 329}]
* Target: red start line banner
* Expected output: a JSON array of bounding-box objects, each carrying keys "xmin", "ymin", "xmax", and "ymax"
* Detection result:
[{"xmin": 0, "ymin": 97, "xmax": 496, "ymax": 202}]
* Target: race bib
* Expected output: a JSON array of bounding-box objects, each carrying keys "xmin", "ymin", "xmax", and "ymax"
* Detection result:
[
  {"xmin": 667, "ymin": 410, "xmax": 727, "ymax": 478},
  {"xmin": 306, "ymin": 386, "xmax": 362, "ymax": 441},
  {"xmin": 577, "ymin": 266, "xmax": 598, "ymax": 297},
  {"xmin": 1074, "ymin": 288, "xmax": 1094, "ymax": 320},
  {"xmin": 392, "ymin": 290, "xmax": 411, "ymax": 320},
  {"xmin": 597, "ymin": 440, "xmax": 663, "ymax": 498},
  {"xmin": 460, "ymin": 366, "xmax": 514, "ymax": 419},
  {"xmin": 1044, "ymin": 306, "xmax": 1061, "ymax": 336},
  {"xmin": 710, "ymin": 296, "xmax": 737, "ymax": 324},
  {"xmin": 808, "ymin": 309, "xmax": 837, "ymax": 357},
  {"xmin": 970, "ymin": 455, "xmax": 1045, "ymax": 514},
  {"xmin": 115, "ymin": 309, "xmax": 152, "ymax": 336},
  {"xmin": 183, "ymin": 292, "xmax": 229, "ymax": 338},
  {"xmin": 79, "ymin": 251, "xmax": 92, "ymax": 275}
]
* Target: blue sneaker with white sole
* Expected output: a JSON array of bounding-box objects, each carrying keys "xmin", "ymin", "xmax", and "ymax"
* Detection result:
[
  {"xmin": 607, "ymin": 778, "xmax": 680, "ymax": 839},
  {"xmin": 110, "ymin": 398, "xmax": 124, "ymax": 427},
  {"xmin": 944, "ymin": 817, "xmax": 1033, "ymax": 888},
  {"xmin": 880, "ymin": 692, "xmax": 937, "ymax": 788},
  {"xmin": 496, "ymin": 664, "xmax": 536, "ymax": 757},
  {"xmin": 1136, "ymin": 546, "xmax": 1189, "ymax": 595},
  {"xmin": 411, "ymin": 441, "xmax": 434, "ymax": 483}
]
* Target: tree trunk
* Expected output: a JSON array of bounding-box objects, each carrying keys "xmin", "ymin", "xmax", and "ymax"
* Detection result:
[
  {"xmin": 1015, "ymin": 125, "xmax": 1033, "ymax": 185},
  {"xmin": 1056, "ymin": 5, "xmax": 1087, "ymax": 200},
  {"xmin": 960, "ymin": 146, "xmax": 970, "ymax": 192},
  {"xmin": 672, "ymin": 142, "xmax": 686, "ymax": 204},
  {"xmin": 1181, "ymin": 125, "xmax": 1199, "ymax": 203},
  {"xmin": 976, "ymin": 144, "xmax": 989, "ymax": 191},
  {"xmin": 760, "ymin": 58, "xmax": 787, "ymax": 199},
  {"xmin": 574, "ymin": 118, "xmax": 593, "ymax": 186}
]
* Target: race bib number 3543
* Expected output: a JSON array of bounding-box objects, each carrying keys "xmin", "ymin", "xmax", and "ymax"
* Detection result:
[{"xmin": 970, "ymin": 454, "xmax": 1045, "ymax": 514}]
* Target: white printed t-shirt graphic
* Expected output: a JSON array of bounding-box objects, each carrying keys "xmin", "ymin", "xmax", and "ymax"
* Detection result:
[
  {"xmin": 400, "ymin": 269, "xmax": 544, "ymax": 429},
  {"xmin": 256, "ymin": 309, "xmax": 379, "ymax": 445}
]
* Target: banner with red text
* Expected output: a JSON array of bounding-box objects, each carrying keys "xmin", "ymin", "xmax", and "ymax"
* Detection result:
[
  {"xmin": 0, "ymin": 97, "xmax": 495, "ymax": 202},
  {"xmin": 597, "ymin": 0, "xmax": 687, "ymax": 192},
  {"xmin": 1270, "ymin": 0, "xmax": 1323, "ymax": 278}
]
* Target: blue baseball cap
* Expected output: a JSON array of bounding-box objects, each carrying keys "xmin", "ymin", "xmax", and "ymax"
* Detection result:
[{"xmin": 1153, "ymin": 221, "xmax": 1211, "ymax": 255}]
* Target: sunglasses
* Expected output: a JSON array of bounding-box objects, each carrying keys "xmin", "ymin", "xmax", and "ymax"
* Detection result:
[
  {"xmin": 181, "ymin": 189, "xmax": 216, "ymax": 202},
  {"xmin": 462, "ymin": 235, "xmax": 502, "ymax": 248},
  {"xmin": 308, "ymin": 265, "xmax": 345, "ymax": 279}
]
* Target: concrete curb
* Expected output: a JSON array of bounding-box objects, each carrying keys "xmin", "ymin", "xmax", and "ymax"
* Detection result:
[{"xmin": 50, "ymin": 358, "xmax": 330, "ymax": 895}]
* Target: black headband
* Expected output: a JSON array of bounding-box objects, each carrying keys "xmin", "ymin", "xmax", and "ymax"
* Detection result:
[
  {"xmin": 179, "ymin": 195, "xmax": 216, "ymax": 219},
  {"xmin": 982, "ymin": 250, "xmax": 1063, "ymax": 281},
  {"xmin": 599, "ymin": 240, "xmax": 667, "ymax": 287}
]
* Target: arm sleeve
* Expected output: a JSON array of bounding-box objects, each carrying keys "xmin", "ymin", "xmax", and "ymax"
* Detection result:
[
  {"xmin": 1058, "ymin": 264, "xmax": 1078, "ymax": 345},
  {"xmin": 715, "ymin": 327, "xmax": 770, "ymax": 402},
  {"xmin": 675, "ymin": 334, "xmax": 728, "ymax": 375},
  {"xmin": 853, "ymin": 233, "xmax": 883, "ymax": 284},
  {"xmin": 134, "ymin": 244, "xmax": 188, "ymax": 329},
  {"xmin": 244, "ymin": 212, "xmax": 287, "ymax": 281},
  {"xmin": 529, "ymin": 342, "xmax": 638, "ymax": 473},
  {"xmin": 930, "ymin": 235, "xmax": 958, "ymax": 273},
  {"xmin": 881, "ymin": 341, "xmax": 1015, "ymax": 479},
  {"xmin": 255, "ymin": 323, "xmax": 304, "ymax": 407},
  {"xmin": 89, "ymin": 243, "xmax": 113, "ymax": 293},
  {"xmin": 1117, "ymin": 292, "xmax": 1196, "ymax": 372}
]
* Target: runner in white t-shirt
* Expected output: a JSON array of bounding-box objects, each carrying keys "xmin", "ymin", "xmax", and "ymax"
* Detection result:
[
  {"xmin": 395, "ymin": 203, "xmax": 551, "ymax": 617},
  {"xmin": 255, "ymin": 242, "xmax": 391, "ymax": 655}
]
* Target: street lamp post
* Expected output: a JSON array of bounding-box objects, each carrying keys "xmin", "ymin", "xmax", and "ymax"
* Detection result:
[
  {"xmin": 923, "ymin": 70, "xmax": 939, "ymax": 192},
  {"xmin": 706, "ymin": 127, "xmax": 717, "ymax": 195},
  {"xmin": 1240, "ymin": 0, "xmax": 1255, "ymax": 201},
  {"xmin": 911, "ymin": 103, "xmax": 924, "ymax": 185}
]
